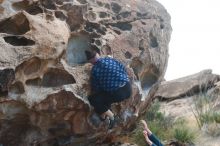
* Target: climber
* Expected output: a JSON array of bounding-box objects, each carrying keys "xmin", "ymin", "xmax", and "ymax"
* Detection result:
[
  {"xmin": 141, "ymin": 120, "xmax": 164, "ymax": 146},
  {"xmin": 85, "ymin": 50, "xmax": 132, "ymax": 129}
]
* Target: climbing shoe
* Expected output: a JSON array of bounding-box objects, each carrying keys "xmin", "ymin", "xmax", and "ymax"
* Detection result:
[{"xmin": 108, "ymin": 118, "xmax": 116, "ymax": 129}]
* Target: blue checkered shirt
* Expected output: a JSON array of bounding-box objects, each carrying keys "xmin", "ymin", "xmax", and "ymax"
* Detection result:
[{"xmin": 91, "ymin": 57, "xmax": 129, "ymax": 92}]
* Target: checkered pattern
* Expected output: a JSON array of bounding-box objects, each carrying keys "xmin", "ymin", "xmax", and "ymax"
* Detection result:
[{"xmin": 91, "ymin": 57, "xmax": 129, "ymax": 92}]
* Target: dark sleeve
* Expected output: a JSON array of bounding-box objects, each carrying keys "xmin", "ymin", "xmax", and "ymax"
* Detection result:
[
  {"xmin": 148, "ymin": 134, "xmax": 163, "ymax": 146},
  {"xmin": 91, "ymin": 68, "xmax": 100, "ymax": 92}
]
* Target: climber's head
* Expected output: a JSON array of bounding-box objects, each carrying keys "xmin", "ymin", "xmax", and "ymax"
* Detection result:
[{"xmin": 85, "ymin": 50, "xmax": 99, "ymax": 64}]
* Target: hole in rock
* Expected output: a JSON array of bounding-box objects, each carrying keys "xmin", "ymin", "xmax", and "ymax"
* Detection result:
[
  {"xmin": 110, "ymin": 22, "xmax": 132, "ymax": 31},
  {"xmin": 99, "ymin": 12, "xmax": 108, "ymax": 18},
  {"xmin": 136, "ymin": 12, "xmax": 148, "ymax": 18},
  {"xmin": 0, "ymin": 13, "xmax": 30, "ymax": 35},
  {"xmin": 94, "ymin": 39, "xmax": 101, "ymax": 46},
  {"xmin": 105, "ymin": 3, "xmax": 110, "ymax": 9},
  {"xmin": 96, "ymin": 28, "xmax": 106, "ymax": 35},
  {"xmin": 55, "ymin": 11, "xmax": 66, "ymax": 21},
  {"xmin": 111, "ymin": 2, "xmax": 121, "ymax": 14},
  {"xmin": 141, "ymin": 21, "xmax": 146, "ymax": 25},
  {"xmin": 25, "ymin": 4, "xmax": 43, "ymax": 15},
  {"xmin": 60, "ymin": 3, "xmax": 72, "ymax": 10},
  {"xmin": 149, "ymin": 32, "xmax": 158, "ymax": 48},
  {"xmin": 116, "ymin": 15, "xmax": 121, "ymax": 20},
  {"xmin": 84, "ymin": 22, "xmax": 102, "ymax": 34},
  {"xmin": 91, "ymin": 44, "xmax": 100, "ymax": 54},
  {"xmin": 112, "ymin": 16, "xmax": 116, "ymax": 20},
  {"xmin": 90, "ymin": 32, "xmax": 101, "ymax": 39},
  {"xmin": 23, "ymin": 57, "xmax": 41, "ymax": 75},
  {"xmin": 97, "ymin": 1, "xmax": 104, "ymax": 7},
  {"xmin": 9, "ymin": 81, "xmax": 25, "ymax": 99},
  {"xmin": 139, "ymin": 39, "xmax": 147, "ymax": 51},
  {"xmin": 112, "ymin": 29, "xmax": 121, "ymax": 35},
  {"xmin": 125, "ymin": 51, "xmax": 132, "ymax": 59},
  {"xmin": 66, "ymin": 33, "xmax": 92, "ymax": 65},
  {"xmin": 55, "ymin": 0, "xmax": 63, "ymax": 5},
  {"xmin": 12, "ymin": 0, "xmax": 43, "ymax": 15},
  {"xmin": 91, "ymin": 38, "xmax": 95, "ymax": 43},
  {"xmin": 46, "ymin": 14, "xmax": 54, "ymax": 21},
  {"xmin": 86, "ymin": 11, "xmax": 97, "ymax": 21},
  {"xmin": 120, "ymin": 11, "xmax": 131, "ymax": 18},
  {"xmin": 140, "ymin": 71, "xmax": 158, "ymax": 90},
  {"xmin": 92, "ymin": 25, "xmax": 107, "ymax": 35},
  {"xmin": 76, "ymin": 0, "xmax": 87, "ymax": 4},
  {"xmin": 0, "ymin": 68, "xmax": 15, "ymax": 92},
  {"xmin": 12, "ymin": 0, "xmax": 30, "ymax": 11},
  {"xmin": 26, "ymin": 78, "xmax": 42, "ymax": 86},
  {"xmin": 130, "ymin": 59, "xmax": 143, "ymax": 79},
  {"xmin": 42, "ymin": 68, "xmax": 76, "ymax": 87},
  {"xmin": 41, "ymin": 0, "xmax": 56, "ymax": 10},
  {"xmin": 3, "ymin": 36, "xmax": 35, "ymax": 46},
  {"xmin": 9, "ymin": 81, "xmax": 25, "ymax": 94}
]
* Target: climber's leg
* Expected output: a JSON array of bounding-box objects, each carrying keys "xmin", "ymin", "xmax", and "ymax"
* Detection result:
[{"xmin": 107, "ymin": 82, "xmax": 132, "ymax": 103}]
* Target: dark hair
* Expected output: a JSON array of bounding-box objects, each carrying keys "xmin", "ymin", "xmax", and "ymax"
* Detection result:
[{"xmin": 85, "ymin": 50, "xmax": 96, "ymax": 60}]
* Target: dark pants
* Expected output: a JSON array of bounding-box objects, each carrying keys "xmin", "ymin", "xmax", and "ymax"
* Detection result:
[
  {"xmin": 149, "ymin": 134, "xmax": 163, "ymax": 146},
  {"xmin": 88, "ymin": 82, "xmax": 132, "ymax": 114}
]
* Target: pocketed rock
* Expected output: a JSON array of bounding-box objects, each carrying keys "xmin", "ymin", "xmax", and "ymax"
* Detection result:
[{"xmin": 0, "ymin": 0, "xmax": 171, "ymax": 145}]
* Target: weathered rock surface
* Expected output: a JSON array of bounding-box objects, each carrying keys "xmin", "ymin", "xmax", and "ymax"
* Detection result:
[
  {"xmin": 155, "ymin": 70, "xmax": 220, "ymax": 100},
  {"xmin": 0, "ymin": 0, "xmax": 171, "ymax": 145}
]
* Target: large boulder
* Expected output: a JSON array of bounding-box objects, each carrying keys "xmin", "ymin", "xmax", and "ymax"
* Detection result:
[
  {"xmin": 155, "ymin": 70, "xmax": 220, "ymax": 100},
  {"xmin": 0, "ymin": 0, "xmax": 171, "ymax": 145}
]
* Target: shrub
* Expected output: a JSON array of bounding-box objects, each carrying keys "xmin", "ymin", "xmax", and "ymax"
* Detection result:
[
  {"xmin": 145, "ymin": 100, "xmax": 174, "ymax": 140},
  {"xmin": 213, "ymin": 112, "xmax": 220, "ymax": 123},
  {"xmin": 131, "ymin": 100, "xmax": 197, "ymax": 145},
  {"xmin": 174, "ymin": 126, "xmax": 196, "ymax": 143},
  {"xmin": 131, "ymin": 100, "xmax": 174, "ymax": 146},
  {"xmin": 192, "ymin": 93, "xmax": 220, "ymax": 128}
]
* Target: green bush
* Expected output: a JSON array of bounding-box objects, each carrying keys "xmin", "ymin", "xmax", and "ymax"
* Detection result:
[
  {"xmin": 174, "ymin": 126, "xmax": 196, "ymax": 143},
  {"xmin": 199, "ymin": 111, "xmax": 216, "ymax": 124},
  {"xmin": 192, "ymin": 93, "xmax": 220, "ymax": 128},
  {"xmin": 132, "ymin": 100, "xmax": 174, "ymax": 146},
  {"xmin": 145, "ymin": 100, "xmax": 174, "ymax": 140},
  {"xmin": 213, "ymin": 112, "xmax": 220, "ymax": 123},
  {"xmin": 131, "ymin": 100, "xmax": 197, "ymax": 145}
]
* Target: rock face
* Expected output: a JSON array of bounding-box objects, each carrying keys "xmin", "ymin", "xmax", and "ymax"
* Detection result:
[
  {"xmin": 0, "ymin": 0, "xmax": 171, "ymax": 145},
  {"xmin": 155, "ymin": 70, "xmax": 220, "ymax": 100}
]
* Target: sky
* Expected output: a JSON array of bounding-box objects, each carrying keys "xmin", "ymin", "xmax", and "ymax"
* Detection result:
[{"xmin": 156, "ymin": 0, "xmax": 220, "ymax": 80}]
